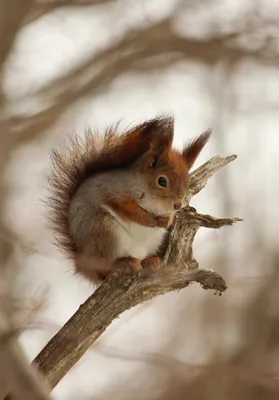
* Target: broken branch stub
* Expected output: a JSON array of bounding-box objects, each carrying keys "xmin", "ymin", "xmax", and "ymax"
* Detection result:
[{"xmin": 30, "ymin": 154, "xmax": 241, "ymax": 391}]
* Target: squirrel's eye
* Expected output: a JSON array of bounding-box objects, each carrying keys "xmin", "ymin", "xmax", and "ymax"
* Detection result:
[{"xmin": 158, "ymin": 176, "xmax": 168, "ymax": 187}]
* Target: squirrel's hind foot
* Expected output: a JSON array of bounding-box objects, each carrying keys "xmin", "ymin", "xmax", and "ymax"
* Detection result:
[
  {"xmin": 141, "ymin": 256, "xmax": 162, "ymax": 274},
  {"xmin": 112, "ymin": 256, "xmax": 142, "ymax": 276}
]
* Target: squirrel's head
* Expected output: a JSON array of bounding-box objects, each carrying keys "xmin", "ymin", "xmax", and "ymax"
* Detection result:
[{"xmin": 135, "ymin": 118, "xmax": 211, "ymax": 215}]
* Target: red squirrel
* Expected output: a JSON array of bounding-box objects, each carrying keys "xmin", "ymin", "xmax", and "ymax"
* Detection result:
[{"xmin": 47, "ymin": 116, "xmax": 211, "ymax": 283}]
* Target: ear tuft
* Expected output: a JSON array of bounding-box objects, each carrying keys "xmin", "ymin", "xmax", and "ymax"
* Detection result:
[
  {"xmin": 182, "ymin": 128, "xmax": 212, "ymax": 170},
  {"xmin": 136, "ymin": 115, "xmax": 174, "ymax": 156},
  {"xmin": 151, "ymin": 116, "xmax": 174, "ymax": 154}
]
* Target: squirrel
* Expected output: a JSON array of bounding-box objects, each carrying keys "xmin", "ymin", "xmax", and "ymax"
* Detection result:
[{"xmin": 47, "ymin": 116, "xmax": 211, "ymax": 284}]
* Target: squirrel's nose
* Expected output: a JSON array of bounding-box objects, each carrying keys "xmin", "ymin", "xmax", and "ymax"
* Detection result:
[{"xmin": 174, "ymin": 202, "xmax": 182, "ymax": 210}]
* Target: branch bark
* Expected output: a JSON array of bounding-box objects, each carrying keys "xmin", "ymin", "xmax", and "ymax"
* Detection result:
[{"xmin": 29, "ymin": 154, "xmax": 241, "ymax": 391}]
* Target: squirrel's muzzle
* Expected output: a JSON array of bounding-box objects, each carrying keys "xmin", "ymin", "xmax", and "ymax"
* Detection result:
[{"xmin": 174, "ymin": 202, "xmax": 182, "ymax": 210}]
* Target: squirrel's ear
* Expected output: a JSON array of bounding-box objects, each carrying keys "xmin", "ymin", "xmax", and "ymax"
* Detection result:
[
  {"xmin": 142, "ymin": 116, "xmax": 174, "ymax": 156},
  {"xmin": 137, "ymin": 117, "xmax": 174, "ymax": 169},
  {"xmin": 182, "ymin": 129, "xmax": 211, "ymax": 170}
]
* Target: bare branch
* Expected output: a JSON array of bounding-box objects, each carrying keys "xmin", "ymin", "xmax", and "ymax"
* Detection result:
[
  {"xmin": 30, "ymin": 154, "xmax": 240, "ymax": 390},
  {"xmin": 0, "ymin": 0, "xmax": 34, "ymax": 72},
  {"xmin": 0, "ymin": 339, "xmax": 51, "ymax": 400},
  {"xmin": 187, "ymin": 154, "xmax": 238, "ymax": 199},
  {"xmin": 24, "ymin": 0, "xmax": 117, "ymax": 25},
  {"xmin": 5, "ymin": 16, "xmax": 278, "ymax": 144}
]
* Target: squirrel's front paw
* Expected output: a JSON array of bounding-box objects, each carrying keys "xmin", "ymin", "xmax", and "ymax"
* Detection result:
[{"xmin": 155, "ymin": 214, "xmax": 174, "ymax": 228}]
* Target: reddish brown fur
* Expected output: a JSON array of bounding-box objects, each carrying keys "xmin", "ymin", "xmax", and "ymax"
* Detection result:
[
  {"xmin": 47, "ymin": 116, "xmax": 174, "ymax": 257},
  {"xmin": 107, "ymin": 198, "xmax": 173, "ymax": 228},
  {"xmin": 183, "ymin": 129, "xmax": 212, "ymax": 170},
  {"xmin": 141, "ymin": 256, "xmax": 161, "ymax": 271},
  {"xmin": 107, "ymin": 199, "xmax": 160, "ymax": 227},
  {"xmin": 137, "ymin": 146, "xmax": 191, "ymax": 212},
  {"xmin": 47, "ymin": 116, "xmax": 211, "ymax": 259},
  {"xmin": 168, "ymin": 150, "xmax": 191, "ymax": 192}
]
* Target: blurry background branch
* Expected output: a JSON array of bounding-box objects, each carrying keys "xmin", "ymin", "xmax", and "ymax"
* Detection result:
[
  {"xmin": 24, "ymin": 0, "xmax": 118, "ymax": 26},
  {"xmin": 0, "ymin": 340, "xmax": 51, "ymax": 400},
  {"xmin": 3, "ymin": 1, "xmax": 279, "ymax": 145},
  {"xmin": 0, "ymin": 0, "xmax": 34, "ymax": 73}
]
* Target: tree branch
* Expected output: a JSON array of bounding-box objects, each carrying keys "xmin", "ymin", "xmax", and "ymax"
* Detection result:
[
  {"xmin": 0, "ymin": 0, "xmax": 34, "ymax": 72},
  {"xmin": 30, "ymin": 154, "xmax": 241, "ymax": 391},
  {"xmin": 24, "ymin": 0, "xmax": 117, "ymax": 26},
  {"xmin": 5, "ymin": 16, "xmax": 277, "ymax": 144},
  {"xmin": 0, "ymin": 339, "xmax": 51, "ymax": 400}
]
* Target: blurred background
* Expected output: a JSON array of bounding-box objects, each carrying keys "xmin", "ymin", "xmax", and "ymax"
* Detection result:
[{"xmin": 0, "ymin": 0, "xmax": 279, "ymax": 399}]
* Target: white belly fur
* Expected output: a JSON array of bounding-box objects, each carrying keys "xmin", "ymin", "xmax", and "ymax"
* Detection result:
[{"xmin": 103, "ymin": 205, "xmax": 166, "ymax": 260}]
